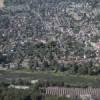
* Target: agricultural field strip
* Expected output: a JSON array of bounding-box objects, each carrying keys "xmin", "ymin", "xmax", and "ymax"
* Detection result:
[{"xmin": 0, "ymin": 70, "xmax": 100, "ymax": 87}]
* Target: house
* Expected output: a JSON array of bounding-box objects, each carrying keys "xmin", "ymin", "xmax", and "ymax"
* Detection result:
[
  {"xmin": 96, "ymin": 43, "xmax": 100, "ymax": 49},
  {"xmin": 21, "ymin": 59, "xmax": 29, "ymax": 68},
  {"xmin": 91, "ymin": 42, "xmax": 100, "ymax": 50},
  {"xmin": 10, "ymin": 63, "xmax": 15, "ymax": 69},
  {"xmin": 31, "ymin": 80, "xmax": 39, "ymax": 84}
]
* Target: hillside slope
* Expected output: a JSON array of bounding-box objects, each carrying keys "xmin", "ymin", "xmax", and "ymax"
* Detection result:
[{"xmin": 0, "ymin": 0, "xmax": 100, "ymax": 74}]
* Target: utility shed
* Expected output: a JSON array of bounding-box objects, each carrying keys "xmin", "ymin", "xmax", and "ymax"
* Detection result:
[{"xmin": 8, "ymin": 85, "xmax": 29, "ymax": 90}]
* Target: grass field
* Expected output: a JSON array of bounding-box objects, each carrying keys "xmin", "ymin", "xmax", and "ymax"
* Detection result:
[{"xmin": 0, "ymin": 70, "xmax": 100, "ymax": 87}]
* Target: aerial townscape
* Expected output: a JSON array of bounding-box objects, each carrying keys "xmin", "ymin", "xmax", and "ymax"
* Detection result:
[{"xmin": 0, "ymin": 0, "xmax": 100, "ymax": 100}]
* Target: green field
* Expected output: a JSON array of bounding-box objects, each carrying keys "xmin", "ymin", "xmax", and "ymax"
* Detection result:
[{"xmin": 0, "ymin": 70, "xmax": 100, "ymax": 87}]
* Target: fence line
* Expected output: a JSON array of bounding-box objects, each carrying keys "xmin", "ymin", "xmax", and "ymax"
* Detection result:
[{"xmin": 41, "ymin": 87, "xmax": 100, "ymax": 97}]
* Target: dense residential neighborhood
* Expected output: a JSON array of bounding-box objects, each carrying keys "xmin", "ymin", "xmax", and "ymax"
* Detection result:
[
  {"xmin": 0, "ymin": 0, "xmax": 99, "ymax": 72},
  {"xmin": 0, "ymin": 0, "xmax": 100, "ymax": 100}
]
